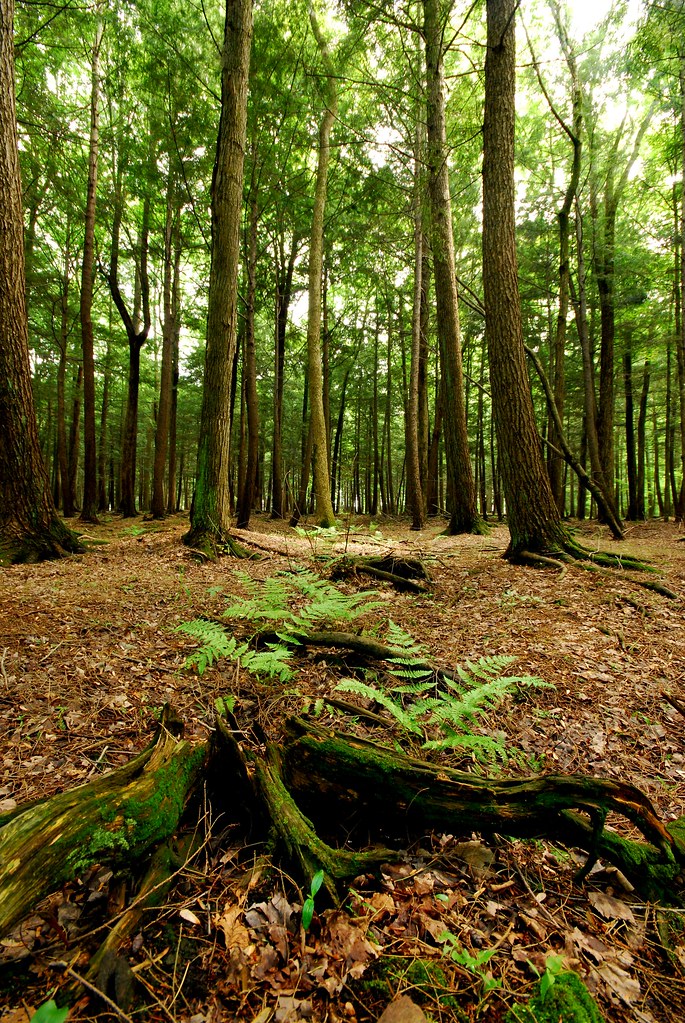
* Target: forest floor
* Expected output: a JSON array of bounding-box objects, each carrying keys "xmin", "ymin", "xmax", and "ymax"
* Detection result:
[{"xmin": 1, "ymin": 514, "xmax": 685, "ymax": 1023}]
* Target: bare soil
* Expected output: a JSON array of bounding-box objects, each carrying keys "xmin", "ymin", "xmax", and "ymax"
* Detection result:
[{"xmin": 1, "ymin": 514, "xmax": 684, "ymax": 1023}]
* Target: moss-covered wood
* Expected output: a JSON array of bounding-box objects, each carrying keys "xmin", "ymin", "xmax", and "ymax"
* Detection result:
[
  {"xmin": 0, "ymin": 724, "xmax": 207, "ymax": 939},
  {"xmin": 282, "ymin": 718, "xmax": 681, "ymax": 897},
  {"xmin": 505, "ymin": 971, "xmax": 605, "ymax": 1023}
]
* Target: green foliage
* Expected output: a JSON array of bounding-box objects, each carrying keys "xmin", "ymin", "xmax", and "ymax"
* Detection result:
[
  {"xmin": 31, "ymin": 1000, "xmax": 69, "ymax": 1023},
  {"xmin": 439, "ymin": 930, "xmax": 501, "ymax": 993},
  {"xmin": 222, "ymin": 570, "xmax": 382, "ymax": 636},
  {"xmin": 505, "ymin": 969, "xmax": 605, "ymax": 1023},
  {"xmin": 176, "ymin": 619, "xmax": 294, "ymax": 681},
  {"xmin": 337, "ymin": 655, "xmax": 550, "ymax": 763},
  {"xmin": 301, "ymin": 868, "xmax": 325, "ymax": 930}
]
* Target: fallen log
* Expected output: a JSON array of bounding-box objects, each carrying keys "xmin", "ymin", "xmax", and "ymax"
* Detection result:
[
  {"xmin": 282, "ymin": 717, "xmax": 683, "ymax": 899},
  {"xmin": 0, "ymin": 715, "xmax": 207, "ymax": 940},
  {"xmin": 331, "ymin": 555, "xmax": 432, "ymax": 593}
]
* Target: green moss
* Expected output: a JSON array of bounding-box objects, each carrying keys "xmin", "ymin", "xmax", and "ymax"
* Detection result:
[
  {"xmin": 506, "ymin": 972, "xmax": 605, "ymax": 1023},
  {"xmin": 361, "ymin": 955, "xmax": 467, "ymax": 1018}
]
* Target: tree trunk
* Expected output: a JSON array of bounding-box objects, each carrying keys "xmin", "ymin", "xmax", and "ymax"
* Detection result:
[
  {"xmin": 184, "ymin": 0, "xmax": 253, "ymax": 556},
  {"xmin": 483, "ymin": 0, "xmax": 568, "ymax": 557},
  {"xmin": 424, "ymin": 0, "xmax": 479, "ymax": 535},
  {"xmin": 167, "ymin": 234, "xmax": 182, "ymax": 515},
  {"xmin": 406, "ymin": 123, "xmax": 426, "ymax": 529},
  {"xmin": 271, "ymin": 232, "xmax": 298, "ymax": 519},
  {"xmin": 305, "ymin": 10, "xmax": 337, "ymax": 528},
  {"xmin": 624, "ymin": 344, "xmax": 638, "ymax": 520},
  {"xmin": 637, "ymin": 360, "xmax": 650, "ymax": 520},
  {"xmin": 236, "ymin": 190, "xmax": 261, "ymax": 529},
  {"xmin": 0, "ymin": 0, "xmax": 81, "ymax": 564},
  {"xmin": 79, "ymin": 11, "xmax": 103, "ymax": 525},
  {"xmin": 57, "ymin": 225, "xmax": 74, "ymax": 517},
  {"xmin": 151, "ymin": 172, "xmax": 176, "ymax": 519}
]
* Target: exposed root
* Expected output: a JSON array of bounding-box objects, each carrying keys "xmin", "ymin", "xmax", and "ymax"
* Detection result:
[{"xmin": 518, "ymin": 550, "xmax": 567, "ymax": 575}]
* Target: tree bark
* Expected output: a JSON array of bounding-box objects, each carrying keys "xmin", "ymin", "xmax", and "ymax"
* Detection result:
[
  {"xmin": 0, "ymin": 720, "xmax": 206, "ymax": 940},
  {"xmin": 305, "ymin": 9, "xmax": 337, "ymax": 528},
  {"xmin": 184, "ymin": 0, "xmax": 253, "ymax": 555},
  {"xmin": 424, "ymin": 0, "xmax": 480, "ymax": 534},
  {"xmin": 483, "ymin": 0, "xmax": 568, "ymax": 557},
  {"xmin": 236, "ymin": 189, "xmax": 261, "ymax": 528},
  {"xmin": 151, "ymin": 171, "xmax": 177, "ymax": 519},
  {"xmin": 79, "ymin": 10, "xmax": 103, "ymax": 525},
  {"xmin": 0, "ymin": 0, "xmax": 81, "ymax": 564}
]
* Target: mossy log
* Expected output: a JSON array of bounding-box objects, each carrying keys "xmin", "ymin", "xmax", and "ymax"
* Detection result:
[
  {"xmin": 0, "ymin": 723, "xmax": 207, "ymax": 939},
  {"xmin": 331, "ymin": 555, "xmax": 432, "ymax": 593},
  {"xmin": 282, "ymin": 718, "xmax": 682, "ymax": 898}
]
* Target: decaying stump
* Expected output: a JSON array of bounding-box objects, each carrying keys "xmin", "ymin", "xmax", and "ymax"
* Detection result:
[
  {"xmin": 331, "ymin": 555, "xmax": 432, "ymax": 593},
  {"xmin": 1, "ymin": 711, "xmax": 683, "ymax": 947},
  {"xmin": 282, "ymin": 717, "xmax": 683, "ymax": 898},
  {"xmin": 0, "ymin": 716, "xmax": 207, "ymax": 939}
]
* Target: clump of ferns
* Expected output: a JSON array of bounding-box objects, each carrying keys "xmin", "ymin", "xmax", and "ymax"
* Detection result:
[
  {"xmin": 175, "ymin": 569, "xmax": 383, "ymax": 682},
  {"xmin": 336, "ymin": 638, "xmax": 551, "ymax": 766}
]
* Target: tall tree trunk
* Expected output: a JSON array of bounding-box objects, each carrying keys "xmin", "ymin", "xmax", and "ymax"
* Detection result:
[
  {"xmin": 0, "ymin": 0, "xmax": 80, "ymax": 563},
  {"xmin": 406, "ymin": 124, "xmax": 426, "ymax": 530},
  {"xmin": 79, "ymin": 11, "xmax": 103, "ymax": 525},
  {"xmin": 483, "ymin": 0, "xmax": 568, "ymax": 557},
  {"xmin": 108, "ymin": 200, "xmax": 151, "ymax": 518},
  {"xmin": 271, "ymin": 232, "xmax": 298, "ymax": 519},
  {"xmin": 167, "ymin": 235, "xmax": 182, "ymax": 515},
  {"xmin": 152, "ymin": 172, "xmax": 177, "ymax": 519},
  {"xmin": 637, "ymin": 360, "xmax": 650, "ymax": 521},
  {"xmin": 424, "ymin": 0, "xmax": 479, "ymax": 535},
  {"xmin": 97, "ymin": 333, "xmax": 111, "ymax": 511},
  {"xmin": 56, "ymin": 223, "xmax": 73, "ymax": 516},
  {"xmin": 236, "ymin": 191, "xmax": 260, "ymax": 528},
  {"xmin": 184, "ymin": 0, "xmax": 253, "ymax": 555},
  {"xmin": 624, "ymin": 342, "xmax": 638, "ymax": 520},
  {"xmin": 67, "ymin": 364, "xmax": 82, "ymax": 512},
  {"xmin": 305, "ymin": 9, "xmax": 337, "ymax": 528},
  {"xmin": 384, "ymin": 309, "xmax": 395, "ymax": 514}
]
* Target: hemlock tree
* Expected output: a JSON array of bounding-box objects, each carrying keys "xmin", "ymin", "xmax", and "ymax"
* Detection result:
[
  {"xmin": 184, "ymin": 0, "xmax": 253, "ymax": 556},
  {"xmin": 424, "ymin": 0, "xmax": 481, "ymax": 534},
  {"xmin": 302, "ymin": 6, "xmax": 337, "ymax": 529},
  {"xmin": 0, "ymin": 0, "xmax": 81, "ymax": 564},
  {"xmin": 483, "ymin": 0, "xmax": 584, "ymax": 559}
]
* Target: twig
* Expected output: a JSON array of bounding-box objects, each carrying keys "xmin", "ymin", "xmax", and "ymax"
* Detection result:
[
  {"xmin": 49, "ymin": 961, "xmax": 135, "ymax": 1023},
  {"xmin": 662, "ymin": 692, "xmax": 685, "ymax": 722},
  {"xmin": 0, "ymin": 648, "xmax": 8, "ymax": 685}
]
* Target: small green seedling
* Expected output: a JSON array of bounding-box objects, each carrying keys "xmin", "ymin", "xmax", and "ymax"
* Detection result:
[
  {"xmin": 301, "ymin": 869, "xmax": 325, "ymax": 931},
  {"xmin": 32, "ymin": 1001, "xmax": 69, "ymax": 1023},
  {"xmin": 439, "ymin": 930, "xmax": 500, "ymax": 992},
  {"xmin": 539, "ymin": 954, "xmax": 565, "ymax": 999},
  {"xmin": 214, "ymin": 695, "xmax": 236, "ymax": 717}
]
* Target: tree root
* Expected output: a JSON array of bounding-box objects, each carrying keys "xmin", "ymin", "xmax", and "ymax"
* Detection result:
[
  {"xmin": 0, "ymin": 716, "xmax": 207, "ymax": 939},
  {"xmin": 331, "ymin": 555, "xmax": 432, "ymax": 593},
  {"xmin": 182, "ymin": 526, "xmax": 257, "ymax": 561},
  {"xmin": 283, "ymin": 717, "xmax": 682, "ymax": 900},
  {"xmin": 518, "ymin": 550, "xmax": 567, "ymax": 575}
]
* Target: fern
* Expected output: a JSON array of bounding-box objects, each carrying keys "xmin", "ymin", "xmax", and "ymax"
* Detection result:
[
  {"xmin": 385, "ymin": 619, "xmax": 428, "ymax": 659},
  {"xmin": 336, "ymin": 653, "xmax": 551, "ymax": 765},
  {"xmin": 336, "ymin": 678, "xmax": 423, "ymax": 735},
  {"xmin": 176, "ymin": 620, "xmax": 249, "ymax": 676},
  {"xmin": 175, "ymin": 619, "xmax": 294, "ymax": 680},
  {"xmin": 222, "ymin": 570, "xmax": 382, "ymax": 634}
]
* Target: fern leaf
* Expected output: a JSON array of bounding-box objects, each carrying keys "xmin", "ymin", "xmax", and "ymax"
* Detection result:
[{"xmin": 335, "ymin": 679, "xmax": 423, "ymax": 735}]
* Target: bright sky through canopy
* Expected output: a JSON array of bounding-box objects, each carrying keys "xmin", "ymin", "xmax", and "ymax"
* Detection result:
[{"xmin": 569, "ymin": 0, "xmax": 642, "ymax": 36}]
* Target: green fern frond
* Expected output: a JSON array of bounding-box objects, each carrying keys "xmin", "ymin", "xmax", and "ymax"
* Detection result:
[
  {"xmin": 422, "ymin": 731, "xmax": 508, "ymax": 762},
  {"xmin": 242, "ymin": 644, "xmax": 294, "ymax": 682},
  {"xmin": 175, "ymin": 619, "xmax": 245, "ymax": 675},
  {"xmin": 385, "ymin": 620, "xmax": 428, "ymax": 658},
  {"xmin": 455, "ymin": 654, "xmax": 516, "ymax": 684},
  {"xmin": 335, "ymin": 679, "xmax": 423, "ymax": 735}
]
